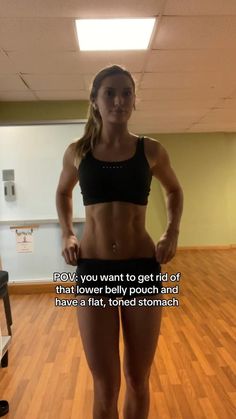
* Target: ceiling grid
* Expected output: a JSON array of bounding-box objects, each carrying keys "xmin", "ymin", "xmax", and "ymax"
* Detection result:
[{"xmin": 0, "ymin": 0, "xmax": 236, "ymax": 132}]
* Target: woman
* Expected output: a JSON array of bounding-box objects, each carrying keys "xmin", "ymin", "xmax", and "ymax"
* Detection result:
[{"xmin": 56, "ymin": 65, "xmax": 183, "ymax": 419}]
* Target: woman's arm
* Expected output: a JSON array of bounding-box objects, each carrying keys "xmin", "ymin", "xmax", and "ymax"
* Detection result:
[
  {"xmin": 56, "ymin": 143, "xmax": 80, "ymax": 265},
  {"xmin": 149, "ymin": 140, "xmax": 184, "ymax": 264}
]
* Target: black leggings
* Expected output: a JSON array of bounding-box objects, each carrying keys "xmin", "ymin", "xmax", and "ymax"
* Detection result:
[{"xmin": 75, "ymin": 256, "xmax": 162, "ymax": 299}]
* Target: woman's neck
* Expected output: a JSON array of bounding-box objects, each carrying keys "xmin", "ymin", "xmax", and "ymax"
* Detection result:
[{"xmin": 99, "ymin": 124, "xmax": 131, "ymax": 146}]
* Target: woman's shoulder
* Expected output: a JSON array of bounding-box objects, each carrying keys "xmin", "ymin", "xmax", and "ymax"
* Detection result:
[
  {"xmin": 142, "ymin": 136, "xmax": 163, "ymax": 169},
  {"xmin": 64, "ymin": 141, "xmax": 81, "ymax": 170},
  {"xmin": 142, "ymin": 136, "xmax": 162, "ymax": 150}
]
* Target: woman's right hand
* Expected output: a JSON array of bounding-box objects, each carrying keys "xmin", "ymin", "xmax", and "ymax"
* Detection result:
[{"xmin": 62, "ymin": 234, "xmax": 80, "ymax": 266}]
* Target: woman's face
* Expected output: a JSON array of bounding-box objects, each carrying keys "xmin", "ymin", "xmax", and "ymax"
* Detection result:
[{"xmin": 94, "ymin": 74, "xmax": 136, "ymax": 125}]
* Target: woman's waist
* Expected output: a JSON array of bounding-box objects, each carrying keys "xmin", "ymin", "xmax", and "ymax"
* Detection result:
[{"xmin": 79, "ymin": 230, "xmax": 156, "ymax": 259}]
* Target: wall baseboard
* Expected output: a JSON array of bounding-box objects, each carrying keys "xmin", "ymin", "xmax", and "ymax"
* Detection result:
[
  {"xmin": 8, "ymin": 282, "xmax": 73, "ymax": 295},
  {"xmin": 177, "ymin": 245, "xmax": 236, "ymax": 250}
]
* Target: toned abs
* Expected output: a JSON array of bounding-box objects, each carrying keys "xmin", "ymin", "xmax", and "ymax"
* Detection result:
[{"xmin": 79, "ymin": 201, "xmax": 156, "ymax": 259}]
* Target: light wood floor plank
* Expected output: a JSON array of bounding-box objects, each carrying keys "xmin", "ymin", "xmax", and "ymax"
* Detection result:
[{"xmin": 0, "ymin": 249, "xmax": 236, "ymax": 418}]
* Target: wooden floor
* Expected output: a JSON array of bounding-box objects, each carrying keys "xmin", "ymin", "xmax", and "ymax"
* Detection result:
[{"xmin": 0, "ymin": 249, "xmax": 236, "ymax": 419}]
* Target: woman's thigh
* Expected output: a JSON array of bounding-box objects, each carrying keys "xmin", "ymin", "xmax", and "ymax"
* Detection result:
[
  {"xmin": 120, "ymin": 296, "xmax": 163, "ymax": 381},
  {"xmin": 76, "ymin": 295, "xmax": 121, "ymax": 385}
]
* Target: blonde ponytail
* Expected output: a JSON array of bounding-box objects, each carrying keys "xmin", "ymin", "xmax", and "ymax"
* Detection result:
[{"xmin": 74, "ymin": 103, "xmax": 102, "ymax": 167}]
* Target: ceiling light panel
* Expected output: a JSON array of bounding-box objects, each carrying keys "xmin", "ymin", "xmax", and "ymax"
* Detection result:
[{"xmin": 75, "ymin": 18, "xmax": 156, "ymax": 50}]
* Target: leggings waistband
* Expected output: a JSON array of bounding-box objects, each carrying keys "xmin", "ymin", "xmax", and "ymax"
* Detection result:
[
  {"xmin": 74, "ymin": 256, "xmax": 162, "ymax": 298},
  {"xmin": 78, "ymin": 257, "xmax": 157, "ymax": 262},
  {"xmin": 77, "ymin": 257, "xmax": 160, "ymax": 267}
]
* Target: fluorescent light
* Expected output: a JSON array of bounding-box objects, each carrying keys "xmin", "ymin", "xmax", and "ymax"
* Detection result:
[{"xmin": 75, "ymin": 18, "xmax": 156, "ymax": 51}]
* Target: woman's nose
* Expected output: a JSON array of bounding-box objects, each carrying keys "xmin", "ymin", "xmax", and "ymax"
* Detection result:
[{"xmin": 114, "ymin": 95, "xmax": 123, "ymax": 106}]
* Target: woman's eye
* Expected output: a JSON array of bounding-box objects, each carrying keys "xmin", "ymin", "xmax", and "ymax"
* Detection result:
[
  {"xmin": 104, "ymin": 90, "xmax": 132, "ymax": 98},
  {"xmin": 106, "ymin": 90, "xmax": 114, "ymax": 96}
]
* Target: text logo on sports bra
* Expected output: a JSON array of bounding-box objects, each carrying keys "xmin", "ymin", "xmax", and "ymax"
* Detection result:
[{"xmin": 102, "ymin": 166, "xmax": 123, "ymax": 169}]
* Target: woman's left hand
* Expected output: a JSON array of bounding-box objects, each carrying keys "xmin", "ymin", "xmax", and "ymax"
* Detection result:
[{"xmin": 155, "ymin": 230, "xmax": 179, "ymax": 264}]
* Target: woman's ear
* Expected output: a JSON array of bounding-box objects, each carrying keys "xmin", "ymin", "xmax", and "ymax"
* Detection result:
[{"xmin": 133, "ymin": 94, "xmax": 136, "ymax": 110}]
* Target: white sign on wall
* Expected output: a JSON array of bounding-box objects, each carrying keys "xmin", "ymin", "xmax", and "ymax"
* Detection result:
[{"xmin": 16, "ymin": 228, "xmax": 33, "ymax": 253}]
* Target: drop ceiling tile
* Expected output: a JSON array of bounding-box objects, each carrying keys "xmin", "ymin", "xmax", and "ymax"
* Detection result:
[
  {"xmin": 23, "ymin": 74, "xmax": 85, "ymax": 90},
  {"xmin": 153, "ymin": 16, "xmax": 236, "ymax": 49},
  {"xmin": 7, "ymin": 50, "xmax": 147, "ymax": 75},
  {"xmin": 146, "ymin": 49, "xmax": 236, "ymax": 73},
  {"xmin": 0, "ymin": 18, "xmax": 78, "ymax": 51},
  {"xmin": 0, "ymin": 0, "xmax": 163, "ymax": 18},
  {"xmin": 8, "ymin": 52, "xmax": 82, "ymax": 74},
  {"xmin": 200, "ymin": 109, "xmax": 236, "ymax": 123},
  {"xmin": 217, "ymin": 98, "xmax": 236, "ymax": 109},
  {"xmin": 164, "ymin": 0, "xmax": 236, "ymax": 16},
  {"xmin": 137, "ymin": 87, "xmax": 236, "ymax": 101},
  {"xmin": 187, "ymin": 123, "xmax": 236, "ymax": 133},
  {"xmin": 136, "ymin": 99, "xmax": 216, "ymax": 111},
  {"xmin": 73, "ymin": 3, "xmax": 161, "ymax": 19},
  {"xmin": 35, "ymin": 90, "xmax": 89, "ymax": 100},
  {"xmin": 133, "ymin": 110, "xmax": 207, "ymax": 120},
  {"xmin": 0, "ymin": 74, "xmax": 29, "ymax": 90},
  {"xmin": 229, "ymin": 90, "xmax": 236, "ymax": 99},
  {"xmin": 130, "ymin": 112, "xmax": 198, "ymax": 124},
  {"xmin": 0, "ymin": 53, "xmax": 18, "ymax": 74},
  {"xmin": 141, "ymin": 71, "xmax": 236, "ymax": 90},
  {"xmin": 0, "ymin": 90, "xmax": 37, "ymax": 101},
  {"xmin": 77, "ymin": 51, "xmax": 147, "ymax": 73}
]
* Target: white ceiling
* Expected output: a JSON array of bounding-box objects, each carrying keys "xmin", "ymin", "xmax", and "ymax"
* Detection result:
[{"xmin": 1, "ymin": 0, "xmax": 236, "ymax": 133}]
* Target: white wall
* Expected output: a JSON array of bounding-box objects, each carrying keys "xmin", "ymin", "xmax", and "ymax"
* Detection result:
[
  {"xmin": 0, "ymin": 123, "xmax": 85, "ymax": 221},
  {"xmin": 0, "ymin": 123, "xmax": 85, "ymax": 283}
]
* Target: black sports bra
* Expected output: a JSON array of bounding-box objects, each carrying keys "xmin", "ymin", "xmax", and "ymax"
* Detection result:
[{"xmin": 77, "ymin": 136, "xmax": 152, "ymax": 206}]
